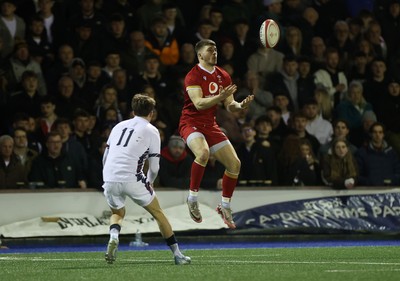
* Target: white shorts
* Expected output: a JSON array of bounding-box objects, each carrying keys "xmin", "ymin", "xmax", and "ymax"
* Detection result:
[{"xmin": 103, "ymin": 181, "xmax": 156, "ymax": 209}]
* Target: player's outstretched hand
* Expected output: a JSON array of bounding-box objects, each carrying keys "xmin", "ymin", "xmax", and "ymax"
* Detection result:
[
  {"xmin": 219, "ymin": 84, "xmax": 237, "ymax": 99},
  {"xmin": 240, "ymin": 95, "xmax": 254, "ymax": 109}
]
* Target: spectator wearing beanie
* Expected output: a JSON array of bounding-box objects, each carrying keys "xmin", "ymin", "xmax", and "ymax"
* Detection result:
[{"xmin": 159, "ymin": 135, "xmax": 193, "ymax": 188}]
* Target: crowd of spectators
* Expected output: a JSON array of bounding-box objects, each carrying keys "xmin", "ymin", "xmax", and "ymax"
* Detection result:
[{"xmin": 1, "ymin": 0, "xmax": 400, "ymax": 190}]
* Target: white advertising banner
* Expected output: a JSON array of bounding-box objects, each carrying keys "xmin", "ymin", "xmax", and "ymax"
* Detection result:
[{"xmin": 0, "ymin": 203, "xmax": 227, "ymax": 238}]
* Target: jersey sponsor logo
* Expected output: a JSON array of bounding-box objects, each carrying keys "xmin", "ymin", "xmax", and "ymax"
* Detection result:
[{"xmin": 209, "ymin": 82, "xmax": 218, "ymax": 94}]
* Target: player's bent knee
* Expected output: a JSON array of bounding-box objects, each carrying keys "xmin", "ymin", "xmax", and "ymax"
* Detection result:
[{"xmin": 196, "ymin": 148, "xmax": 210, "ymax": 164}]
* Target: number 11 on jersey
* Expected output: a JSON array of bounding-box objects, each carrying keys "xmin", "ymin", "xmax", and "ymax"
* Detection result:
[{"xmin": 116, "ymin": 128, "xmax": 134, "ymax": 147}]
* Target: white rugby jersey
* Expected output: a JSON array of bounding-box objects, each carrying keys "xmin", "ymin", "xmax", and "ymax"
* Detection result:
[{"xmin": 102, "ymin": 116, "xmax": 160, "ymax": 183}]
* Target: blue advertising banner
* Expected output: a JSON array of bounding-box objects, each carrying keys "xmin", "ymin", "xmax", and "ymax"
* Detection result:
[{"xmin": 234, "ymin": 192, "xmax": 400, "ymax": 233}]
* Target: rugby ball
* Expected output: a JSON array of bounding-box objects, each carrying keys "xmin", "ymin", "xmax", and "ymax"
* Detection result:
[{"xmin": 259, "ymin": 19, "xmax": 280, "ymax": 48}]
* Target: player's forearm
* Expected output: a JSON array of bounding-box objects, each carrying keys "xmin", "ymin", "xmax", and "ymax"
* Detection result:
[
  {"xmin": 226, "ymin": 95, "xmax": 253, "ymax": 112},
  {"xmin": 193, "ymin": 95, "xmax": 224, "ymax": 110},
  {"xmin": 147, "ymin": 161, "xmax": 159, "ymax": 184},
  {"xmin": 147, "ymin": 168, "xmax": 158, "ymax": 184},
  {"xmin": 226, "ymin": 101, "xmax": 243, "ymax": 113}
]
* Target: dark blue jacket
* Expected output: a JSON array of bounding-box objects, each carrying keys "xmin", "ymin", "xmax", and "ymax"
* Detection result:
[{"xmin": 355, "ymin": 142, "xmax": 400, "ymax": 186}]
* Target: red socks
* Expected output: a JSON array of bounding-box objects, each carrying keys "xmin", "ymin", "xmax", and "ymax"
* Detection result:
[
  {"xmin": 189, "ymin": 161, "xmax": 206, "ymax": 192},
  {"xmin": 190, "ymin": 162, "xmax": 238, "ymax": 199},
  {"xmin": 222, "ymin": 172, "xmax": 238, "ymax": 198}
]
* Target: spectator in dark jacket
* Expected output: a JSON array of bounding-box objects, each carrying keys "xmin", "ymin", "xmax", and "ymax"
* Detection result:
[
  {"xmin": 0, "ymin": 135, "xmax": 27, "ymax": 189},
  {"xmin": 288, "ymin": 111, "xmax": 320, "ymax": 156},
  {"xmin": 87, "ymin": 137, "xmax": 107, "ymax": 190},
  {"xmin": 12, "ymin": 127, "xmax": 38, "ymax": 179},
  {"xmin": 54, "ymin": 118, "xmax": 88, "ymax": 176},
  {"xmin": 29, "ymin": 131, "xmax": 87, "ymax": 188},
  {"xmin": 266, "ymin": 106, "xmax": 291, "ymax": 150},
  {"xmin": 236, "ymin": 123, "xmax": 278, "ymax": 186},
  {"xmin": 25, "ymin": 15, "xmax": 53, "ymax": 68},
  {"xmin": 8, "ymin": 70, "xmax": 42, "ymax": 120},
  {"xmin": 55, "ymin": 76, "xmax": 89, "ymax": 120},
  {"xmin": 377, "ymin": 78, "xmax": 400, "ymax": 156},
  {"xmin": 278, "ymin": 134, "xmax": 321, "ymax": 186},
  {"xmin": 355, "ymin": 122, "xmax": 400, "ymax": 186},
  {"xmin": 269, "ymin": 54, "xmax": 300, "ymax": 112},
  {"xmin": 159, "ymin": 135, "xmax": 193, "ymax": 188}
]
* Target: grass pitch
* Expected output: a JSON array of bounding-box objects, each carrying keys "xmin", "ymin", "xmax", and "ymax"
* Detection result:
[{"xmin": 1, "ymin": 246, "xmax": 400, "ymax": 281}]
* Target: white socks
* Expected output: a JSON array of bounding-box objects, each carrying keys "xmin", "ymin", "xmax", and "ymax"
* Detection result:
[
  {"xmin": 169, "ymin": 243, "xmax": 183, "ymax": 258},
  {"xmin": 188, "ymin": 190, "xmax": 199, "ymax": 202},
  {"xmin": 110, "ymin": 228, "xmax": 119, "ymax": 241},
  {"xmin": 222, "ymin": 197, "xmax": 231, "ymax": 208}
]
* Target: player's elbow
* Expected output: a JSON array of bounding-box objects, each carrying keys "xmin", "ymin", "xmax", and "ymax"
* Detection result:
[{"xmin": 193, "ymin": 101, "xmax": 204, "ymax": 111}]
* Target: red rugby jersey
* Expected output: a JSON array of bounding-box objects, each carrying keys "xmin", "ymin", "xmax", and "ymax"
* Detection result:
[{"xmin": 179, "ymin": 64, "xmax": 232, "ymax": 127}]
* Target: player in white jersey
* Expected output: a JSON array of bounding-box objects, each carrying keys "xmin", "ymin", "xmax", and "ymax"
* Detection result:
[{"xmin": 102, "ymin": 94, "xmax": 191, "ymax": 265}]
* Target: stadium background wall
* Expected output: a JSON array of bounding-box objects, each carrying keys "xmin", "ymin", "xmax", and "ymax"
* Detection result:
[{"xmin": 1, "ymin": 187, "xmax": 400, "ymax": 236}]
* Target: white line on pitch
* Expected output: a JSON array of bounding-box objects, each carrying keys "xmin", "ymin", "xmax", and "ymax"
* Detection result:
[
  {"xmin": 194, "ymin": 254, "xmax": 281, "ymax": 258},
  {"xmin": 326, "ymin": 269, "xmax": 400, "ymax": 272},
  {"xmin": 0, "ymin": 256, "xmax": 169, "ymax": 262},
  {"xmin": 223, "ymin": 260, "xmax": 400, "ymax": 266},
  {"xmin": 1, "ymin": 256, "xmax": 400, "ymax": 266}
]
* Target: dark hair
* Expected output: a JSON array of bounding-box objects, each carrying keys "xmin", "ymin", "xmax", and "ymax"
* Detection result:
[
  {"xmin": 197, "ymin": 19, "xmax": 213, "ymax": 28},
  {"xmin": 266, "ymin": 105, "xmax": 282, "ymax": 114},
  {"xmin": 333, "ymin": 119, "xmax": 350, "ymax": 129},
  {"xmin": 21, "ymin": 70, "xmax": 38, "ymax": 81},
  {"xmin": 87, "ymin": 60, "xmax": 102, "ymax": 68},
  {"xmin": 110, "ymin": 13, "xmax": 125, "ymax": 22},
  {"xmin": 371, "ymin": 56, "xmax": 386, "ymax": 65},
  {"xmin": 240, "ymin": 122, "xmax": 254, "ymax": 131},
  {"xmin": 162, "ymin": 2, "xmax": 177, "ymax": 11},
  {"xmin": 210, "ymin": 7, "xmax": 223, "ymax": 15},
  {"xmin": 105, "ymin": 49, "xmax": 120, "ymax": 57},
  {"xmin": 369, "ymin": 122, "xmax": 386, "ymax": 135},
  {"xmin": 151, "ymin": 15, "xmax": 167, "ymax": 26},
  {"xmin": 291, "ymin": 111, "xmax": 307, "ymax": 121},
  {"xmin": 40, "ymin": 95, "xmax": 56, "ymax": 105},
  {"xmin": 195, "ymin": 39, "xmax": 216, "ymax": 54},
  {"xmin": 283, "ymin": 54, "xmax": 297, "ymax": 62},
  {"xmin": 353, "ymin": 51, "xmax": 367, "ymax": 58},
  {"xmin": 144, "ymin": 52, "xmax": 159, "ymax": 61},
  {"xmin": 254, "ymin": 115, "xmax": 272, "ymax": 126},
  {"xmin": 297, "ymin": 55, "xmax": 311, "ymax": 63},
  {"xmin": 273, "ymin": 91, "xmax": 289, "ymax": 99},
  {"xmin": 348, "ymin": 17, "xmax": 363, "ymax": 27},
  {"xmin": 131, "ymin": 94, "xmax": 156, "ymax": 117},
  {"xmin": 234, "ymin": 18, "xmax": 249, "ymax": 26},
  {"xmin": 46, "ymin": 131, "xmax": 62, "ymax": 142},
  {"xmin": 73, "ymin": 108, "xmax": 90, "ymax": 120},
  {"xmin": 324, "ymin": 47, "xmax": 339, "ymax": 58},
  {"xmin": 29, "ymin": 15, "xmax": 44, "ymax": 24},
  {"xmin": 302, "ymin": 97, "xmax": 318, "ymax": 106},
  {"xmin": 54, "ymin": 118, "xmax": 72, "ymax": 128},
  {"xmin": 13, "ymin": 112, "xmax": 30, "ymax": 123}
]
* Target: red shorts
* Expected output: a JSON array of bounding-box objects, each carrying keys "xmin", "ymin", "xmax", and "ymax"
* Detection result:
[{"xmin": 179, "ymin": 122, "xmax": 229, "ymax": 149}]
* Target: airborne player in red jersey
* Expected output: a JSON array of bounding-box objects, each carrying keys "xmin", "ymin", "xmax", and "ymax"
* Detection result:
[{"xmin": 179, "ymin": 39, "xmax": 254, "ymax": 229}]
